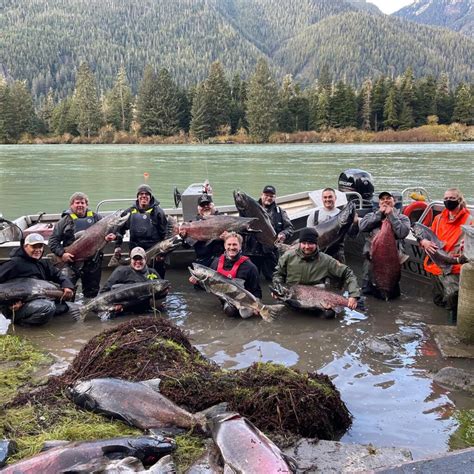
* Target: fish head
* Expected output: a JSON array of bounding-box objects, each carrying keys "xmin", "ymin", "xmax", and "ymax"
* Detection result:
[
  {"xmin": 412, "ymin": 222, "xmax": 429, "ymax": 241},
  {"xmin": 207, "ymin": 412, "xmax": 240, "ymax": 437},
  {"xmin": 269, "ymin": 282, "xmax": 290, "ymax": 299},
  {"xmin": 67, "ymin": 380, "xmax": 98, "ymax": 410},
  {"xmin": 103, "ymin": 210, "xmax": 130, "ymax": 232},
  {"xmin": 233, "ymin": 190, "xmax": 248, "ymax": 213},
  {"xmin": 189, "ymin": 263, "xmax": 214, "ymax": 282},
  {"xmin": 337, "ymin": 200, "xmax": 356, "ymax": 226},
  {"xmin": 150, "ymin": 279, "xmax": 171, "ymax": 295},
  {"xmin": 127, "ymin": 436, "xmax": 176, "ymax": 462}
]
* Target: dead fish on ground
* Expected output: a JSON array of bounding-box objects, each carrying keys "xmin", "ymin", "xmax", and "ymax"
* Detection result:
[
  {"xmin": 0, "ymin": 436, "xmax": 175, "ymax": 474},
  {"xmin": 79, "ymin": 280, "xmax": 170, "ymax": 320},
  {"xmin": 68, "ymin": 378, "xmax": 207, "ymax": 433},
  {"xmin": 188, "ymin": 263, "xmax": 284, "ymax": 322},
  {"xmin": 209, "ymin": 412, "xmax": 297, "ymax": 473},
  {"xmin": 185, "ymin": 441, "xmax": 223, "ymax": 474},
  {"xmin": 270, "ymin": 283, "xmax": 351, "ymax": 312}
]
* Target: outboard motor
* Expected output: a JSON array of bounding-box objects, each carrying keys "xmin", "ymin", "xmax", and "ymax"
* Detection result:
[{"xmin": 338, "ymin": 169, "xmax": 374, "ymax": 213}]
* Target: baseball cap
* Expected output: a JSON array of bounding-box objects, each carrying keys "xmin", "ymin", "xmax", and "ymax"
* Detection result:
[
  {"xmin": 378, "ymin": 191, "xmax": 393, "ymax": 199},
  {"xmin": 24, "ymin": 233, "xmax": 46, "ymax": 246},
  {"xmin": 130, "ymin": 247, "xmax": 146, "ymax": 259},
  {"xmin": 198, "ymin": 194, "xmax": 213, "ymax": 206},
  {"xmin": 262, "ymin": 185, "xmax": 276, "ymax": 195}
]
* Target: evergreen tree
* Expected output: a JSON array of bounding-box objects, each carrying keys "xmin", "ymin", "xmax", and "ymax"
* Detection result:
[
  {"xmin": 319, "ymin": 64, "xmax": 332, "ymax": 93},
  {"xmin": 371, "ymin": 76, "xmax": 388, "ymax": 131},
  {"xmin": 315, "ymin": 89, "xmax": 330, "ymax": 130},
  {"xmin": 0, "ymin": 77, "xmax": 14, "ymax": 143},
  {"xmin": 246, "ymin": 58, "xmax": 278, "ymax": 142},
  {"xmin": 51, "ymin": 97, "xmax": 78, "ymax": 135},
  {"xmin": 190, "ymin": 82, "xmax": 213, "ymax": 141},
  {"xmin": 177, "ymin": 88, "xmax": 192, "ymax": 133},
  {"xmin": 398, "ymin": 67, "xmax": 415, "ymax": 129},
  {"xmin": 205, "ymin": 61, "xmax": 231, "ymax": 135},
  {"xmin": 278, "ymin": 74, "xmax": 297, "ymax": 132},
  {"xmin": 359, "ymin": 78, "xmax": 372, "ymax": 130},
  {"xmin": 330, "ymin": 81, "xmax": 347, "ymax": 128},
  {"xmin": 10, "ymin": 80, "xmax": 36, "ymax": 138},
  {"xmin": 39, "ymin": 89, "xmax": 55, "ymax": 133},
  {"xmin": 136, "ymin": 65, "xmax": 159, "ymax": 136},
  {"xmin": 435, "ymin": 74, "xmax": 454, "ymax": 125},
  {"xmin": 154, "ymin": 68, "xmax": 180, "ymax": 136},
  {"xmin": 105, "ymin": 66, "xmax": 133, "ymax": 131},
  {"xmin": 414, "ymin": 76, "xmax": 437, "ymax": 126},
  {"xmin": 229, "ymin": 74, "xmax": 246, "ymax": 134},
  {"xmin": 74, "ymin": 62, "xmax": 101, "ymax": 137},
  {"xmin": 383, "ymin": 83, "xmax": 399, "ymax": 129},
  {"xmin": 452, "ymin": 83, "xmax": 473, "ymax": 125},
  {"xmin": 342, "ymin": 83, "xmax": 357, "ymax": 128}
]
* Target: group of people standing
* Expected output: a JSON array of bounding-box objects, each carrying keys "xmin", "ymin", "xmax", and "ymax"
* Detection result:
[{"xmin": 0, "ymin": 183, "xmax": 470, "ymax": 326}]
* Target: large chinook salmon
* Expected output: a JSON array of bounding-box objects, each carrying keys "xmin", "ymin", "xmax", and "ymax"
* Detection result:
[
  {"xmin": 172, "ymin": 215, "xmax": 260, "ymax": 242},
  {"xmin": 188, "ymin": 263, "xmax": 284, "ymax": 322},
  {"xmin": 209, "ymin": 412, "xmax": 297, "ymax": 473},
  {"xmin": 79, "ymin": 280, "xmax": 170, "ymax": 319},
  {"xmin": 0, "ymin": 436, "xmax": 175, "ymax": 474},
  {"xmin": 68, "ymin": 378, "xmax": 207, "ymax": 432},
  {"xmin": 271, "ymin": 283, "xmax": 350, "ymax": 312},
  {"xmin": 0, "ymin": 278, "xmax": 65, "ymax": 304},
  {"xmin": 371, "ymin": 219, "xmax": 400, "ymax": 300},
  {"xmin": 412, "ymin": 222, "xmax": 468, "ymax": 275},
  {"xmin": 315, "ymin": 201, "xmax": 356, "ymax": 251},
  {"xmin": 233, "ymin": 190, "xmax": 277, "ymax": 248},
  {"xmin": 61, "ymin": 210, "xmax": 129, "ymax": 262}
]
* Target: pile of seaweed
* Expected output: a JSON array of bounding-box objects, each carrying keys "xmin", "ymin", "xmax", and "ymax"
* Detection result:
[{"xmin": 13, "ymin": 317, "xmax": 351, "ymax": 439}]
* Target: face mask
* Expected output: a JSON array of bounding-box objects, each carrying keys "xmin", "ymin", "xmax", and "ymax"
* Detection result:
[{"xmin": 444, "ymin": 199, "xmax": 459, "ymax": 211}]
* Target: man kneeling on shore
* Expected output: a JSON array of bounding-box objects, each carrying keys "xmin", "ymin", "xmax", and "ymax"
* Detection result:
[{"xmin": 100, "ymin": 247, "xmax": 165, "ymax": 315}]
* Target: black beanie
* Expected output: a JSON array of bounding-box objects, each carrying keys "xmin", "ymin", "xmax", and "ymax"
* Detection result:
[
  {"xmin": 137, "ymin": 184, "xmax": 152, "ymax": 196},
  {"xmin": 299, "ymin": 227, "xmax": 318, "ymax": 244}
]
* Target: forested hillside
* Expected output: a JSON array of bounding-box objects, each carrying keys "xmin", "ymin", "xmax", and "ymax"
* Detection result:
[
  {"xmin": 394, "ymin": 0, "xmax": 473, "ymax": 37},
  {"xmin": 1, "ymin": 0, "xmax": 473, "ymax": 103}
]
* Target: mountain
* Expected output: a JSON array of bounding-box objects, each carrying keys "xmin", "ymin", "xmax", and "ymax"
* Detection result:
[
  {"xmin": 1, "ymin": 0, "xmax": 472, "ymax": 101},
  {"xmin": 347, "ymin": 0, "xmax": 383, "ymax": 14},
  {"xmin": 394, "ymin": 0, "xmax": 474, "ymax": 37}
]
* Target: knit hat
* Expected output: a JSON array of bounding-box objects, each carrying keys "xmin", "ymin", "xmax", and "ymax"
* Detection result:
[
  {"xmin": 299, "ymin": 227, "xmax": 318, "ymax": 244},
  {"xmin": 137, "ymin": 184, "xmax": 152, "ymax": 196}
]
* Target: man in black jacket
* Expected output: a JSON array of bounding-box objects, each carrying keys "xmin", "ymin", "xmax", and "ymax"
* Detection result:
[
  {"xmin": 0, "ymin": 233, "xmax": 74, "ymax": 325},
  {"xmin": 115, "ymin": 184, "xmax": 168, "ymax": 278},
  {"xmin": 244, "ymin": 185, "xmax": 294, "ymax": 281},
  {"xmin": 48, "ymin": 192, "xmax": 116, "ymax": 298}
]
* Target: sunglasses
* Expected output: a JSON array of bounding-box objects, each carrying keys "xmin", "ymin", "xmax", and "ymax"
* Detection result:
[{"xmin": 132, "ymin": 256, "xmax": 144, "ymax": 261}]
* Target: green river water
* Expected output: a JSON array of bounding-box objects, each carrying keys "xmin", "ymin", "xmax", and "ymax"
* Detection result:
[{"xmin": 0, "ymin": 143, "xmax": 473, "ymax": 460}]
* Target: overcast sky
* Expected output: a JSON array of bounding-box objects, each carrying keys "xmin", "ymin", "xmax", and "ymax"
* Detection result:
[{"xmin": 368, "ymin": 1, "xmax": 415, "ymax": 14}]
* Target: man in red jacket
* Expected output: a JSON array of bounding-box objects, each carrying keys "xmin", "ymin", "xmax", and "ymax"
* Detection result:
[{"xmin": 419, "ymin": 188, "xmax": 472, "ymax": 323}]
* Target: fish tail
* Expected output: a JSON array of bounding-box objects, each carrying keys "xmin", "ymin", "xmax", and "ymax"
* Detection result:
[{"xmin": 259, "ymin": 304, "xmax": 285, "ymax": 322}]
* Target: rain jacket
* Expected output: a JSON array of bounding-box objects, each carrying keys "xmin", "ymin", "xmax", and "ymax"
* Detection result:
[
  {"xmin": 272, "ymin": 247, "xmax": 360, "ymax": 298},
  {"xmin": 424, "ymin": 207, "xmax": 472, "ymax": 276}
]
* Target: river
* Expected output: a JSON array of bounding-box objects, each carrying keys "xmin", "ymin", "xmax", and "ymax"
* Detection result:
[{"xmin": 1, "ymin": 143, "xmax": 473, "ymax": 460}]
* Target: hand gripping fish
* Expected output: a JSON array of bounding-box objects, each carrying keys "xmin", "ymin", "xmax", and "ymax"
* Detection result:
[
  {"xmin": 189, "ymin": 263, "xmax": 284, "ymax": 322},
  {"xmin": 412, "ymin": 222, "xmax": 468, "ymax": 275}
]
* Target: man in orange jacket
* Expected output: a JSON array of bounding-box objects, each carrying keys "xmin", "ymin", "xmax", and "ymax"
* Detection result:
[{"xmin": 419, "ymin": 188, "xmax": 472, "ymax": 323}]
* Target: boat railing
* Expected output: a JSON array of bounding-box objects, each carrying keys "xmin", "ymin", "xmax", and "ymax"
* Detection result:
[
  {"xmin": 95, "ymin": 198, "xmax": 136, "ymax": 214},
  {"xmin": 418, "ymin": 200, "xmax": 444, "ymax": 225}
]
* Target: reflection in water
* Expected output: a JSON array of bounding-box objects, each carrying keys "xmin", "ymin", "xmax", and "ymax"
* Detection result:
[{"xmin": 8, "ymin": 267, "xmax": 474, "ymax": 460}]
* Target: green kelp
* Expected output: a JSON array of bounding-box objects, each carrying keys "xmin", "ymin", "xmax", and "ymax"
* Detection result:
[{"xmin": 12, "ymin": 317, "xmax": 351, "ymax": 441}]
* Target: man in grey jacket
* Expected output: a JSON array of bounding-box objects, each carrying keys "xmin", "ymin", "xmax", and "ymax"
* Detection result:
[{"xmin": 359, "ymin": 191, "xmax": 410, "ymax": 299}]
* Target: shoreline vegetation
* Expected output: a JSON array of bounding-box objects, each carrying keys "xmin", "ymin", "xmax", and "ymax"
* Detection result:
[{"xmin": 13, "ymin": 123, "xmax": 474, "ymax": 145}]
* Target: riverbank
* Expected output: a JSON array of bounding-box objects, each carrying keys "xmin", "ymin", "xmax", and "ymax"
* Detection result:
[{"xmin": 14, "ymin": 123, "xmax": 474, "ymax": 145}]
